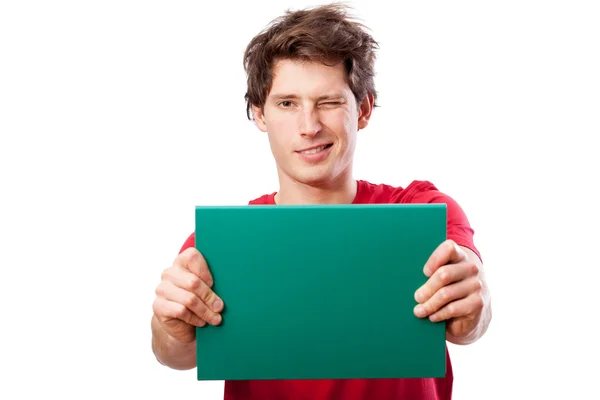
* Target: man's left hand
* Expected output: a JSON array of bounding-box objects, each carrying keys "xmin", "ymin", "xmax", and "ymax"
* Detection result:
[{"xmin": 413, "ymin": 239, "xmax": 490, "ymax": 344}]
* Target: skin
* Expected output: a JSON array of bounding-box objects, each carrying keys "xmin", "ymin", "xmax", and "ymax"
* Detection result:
[
  {"xmin": 151, "ymin": 58, "xmax": 492, "ymax": 369},
  {"xmin": 414, "ymin": 240, "xmax": 492, "ymax": 344}
]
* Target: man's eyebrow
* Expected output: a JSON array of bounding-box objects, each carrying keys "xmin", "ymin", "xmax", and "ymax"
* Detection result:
[
  {"xmin": 317, "ymin": 93, "xmax": 347, "ymax": 101},
  {"xmin": 270, "ymin": 93, "xmax": 300, "ymax": 100},
  {"xmin": 270, "ymin": 93, "xmax": 348, "ymax": 101}
]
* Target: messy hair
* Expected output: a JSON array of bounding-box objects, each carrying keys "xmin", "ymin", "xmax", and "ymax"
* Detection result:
[{"xmin": 243, "ymin": 3, "xmax": 379, "ymax": 120}]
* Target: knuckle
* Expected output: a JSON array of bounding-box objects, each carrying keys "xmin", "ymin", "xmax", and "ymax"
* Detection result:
[
  {"xmin": 474, "ymin": 294, "xmax": 484, "ymax": 309},
  {"xmin": 182, "ymin": 247, "xmax": 199, "ymax": 259},
  {"xmin": 204, "ymin": 290, "xmax": 217, "ymax": 304},
  {"xmin": 175, "ymin": 247, "xmax": 198, "ymax": 267},
  {"xmin": 421, "ymin": 287, "xmax": 433, "ymax": 301},
  {"xmin": 185, "ymin": 275, "xmax": 202, "ymax": 292},
  {"xmin": 469, "ymin": 262, "xmax": 480, "ymax": 275},
  {"xmin": 200, "ymin": 306, "xmax": 214, "ymax": 322},
  {"xmin": 438, "ymin": 267, "xmax": 450, "ymax": 284},
  {"xmin": 422, "ymin": 302, "xmax": 434, "ymax": 315},
  {"xmin": 182, "ymin": 293, "xmax": 198, "ymax": 309},
  {"xmin": 435, "ymin": 310, "xmax": 446, "ymax": 321},
  {"xmin": 187, "ymin": 248, "xmax": 201, "ymax": 263},
  {"xmin": 160, "ymin": 267, "xmax": 172, "ymax": 281},
  {"xmin": 431, "ymin": 309, "xmax": 444, "ymax": 322},
  {"xmin": 173, "ymin": 303, "xmax": 188, "ymax": 319},
  {"xmin": 155, "ymin": 282, "xmax": 166, "ymax": 297},
  {"xmin": 445, "ymin": 303, "xmax": 456, "ymax": 317},
  {"xmin": 438, "ymin": 287, "xmax": 451, "ymax": 303},
  {"xmin": 197, "ymin": 285, "xmax": 215, "ymax": 303}
]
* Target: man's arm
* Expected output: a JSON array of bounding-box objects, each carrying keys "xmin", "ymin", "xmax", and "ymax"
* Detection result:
[
  {"xmin": 446, "ymin": 246, "xmax": 492, "ymax": 345},
  {"xmin": 151, "ymin": 314, "xmax": 197, "ymax": 370},
  {"xmin": 414, "ymin": 240, "xmax": 492, "ymax": 345},
  {"xmin": 151, "ymin": 247, "xmax": 224, "ymax": 370}
]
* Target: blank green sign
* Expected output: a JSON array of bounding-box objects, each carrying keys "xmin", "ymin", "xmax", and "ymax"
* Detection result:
[{"xmin": 195, "ymin": 204, "xmax": 447, "ymax": 381}]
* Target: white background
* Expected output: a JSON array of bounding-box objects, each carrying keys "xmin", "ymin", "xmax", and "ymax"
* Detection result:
[{"xmin": 1, "ymin": 0, "xmax": 599, "ymax": 399}]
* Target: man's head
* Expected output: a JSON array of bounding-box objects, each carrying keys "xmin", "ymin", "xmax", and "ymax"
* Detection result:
[{"xmin": 243, "ymin": 4, "xmax": 379, "ymax": 188}]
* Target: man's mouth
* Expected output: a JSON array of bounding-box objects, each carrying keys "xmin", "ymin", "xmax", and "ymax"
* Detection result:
[{"xmin": 297, "ymin": 143, "xmax": 333, "ymax": 155}]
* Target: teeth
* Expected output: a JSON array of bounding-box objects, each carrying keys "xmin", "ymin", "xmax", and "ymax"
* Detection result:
[{"xmin": 300, "ymin": 145, "xmax": 327, "ymax": 154}]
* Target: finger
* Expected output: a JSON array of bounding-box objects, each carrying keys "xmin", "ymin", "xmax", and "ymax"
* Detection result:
[
  {"xmin": 158, "ymin": 280, "xmax": 222, "ymax": 326},
  {"xmin": 162, "ymin": 267, "xmax": 224, "ymax": 313},
  {"xmin": 414, "ymin": 276, "xmax": 482, "ymax": 318},
  {"xmin": 415, "ymin": 261, "xmax": 479, "ymax": 304},
  {"xmin": 428, "ymin": 292, "xmax": 484, "ymax": 323},
  {"xmin": 423, "ymin": 240, "xmax": 467, "ymax": 277},
  {"xmin": 153, "ymin": 296, "xmax": 206, "ymax": 328},
  {"xmin": 177, "ymin": 247, "xmax": 214, "ymax": 288}
]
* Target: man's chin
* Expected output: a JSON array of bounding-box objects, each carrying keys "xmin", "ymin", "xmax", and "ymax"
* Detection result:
[{"xmin": 292, "ymin": 169, "xmax": 338, "ymax": 188}]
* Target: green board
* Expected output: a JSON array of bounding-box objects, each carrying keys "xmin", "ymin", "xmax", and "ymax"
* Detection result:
[{"xmin": 195, "ymin": 204, "xmax": 447, "ymax": 381}]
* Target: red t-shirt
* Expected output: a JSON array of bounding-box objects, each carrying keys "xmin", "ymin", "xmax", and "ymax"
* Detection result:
[{"xmin": 179, "ymin": 180, "xmax": 481, "ymax": 400}]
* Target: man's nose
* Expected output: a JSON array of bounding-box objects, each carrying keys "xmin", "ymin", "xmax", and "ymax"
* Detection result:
[{"xmin": 299, "ymin": 109, "xmax": 322, "ymax": 138}]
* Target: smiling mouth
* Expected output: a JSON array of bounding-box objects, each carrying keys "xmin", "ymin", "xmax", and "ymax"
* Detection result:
[{"xmin": 298, "ymin": 144, "xmax": 333, "ymax": 155}]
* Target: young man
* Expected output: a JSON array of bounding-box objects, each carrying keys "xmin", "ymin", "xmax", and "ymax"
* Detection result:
[{"xmin": 151, "ymin": 4, "xmax": 492, "ymax": 400}]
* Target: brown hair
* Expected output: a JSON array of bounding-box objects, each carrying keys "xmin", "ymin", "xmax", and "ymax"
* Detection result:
[{"xmin": 243, "ymin": 3, "xmax": 379, "ymax": 120}]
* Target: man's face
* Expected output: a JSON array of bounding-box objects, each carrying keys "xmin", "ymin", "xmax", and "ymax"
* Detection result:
[{"xmin": 252, "ymin": 59, "xmax": 373, "ymax": 187}]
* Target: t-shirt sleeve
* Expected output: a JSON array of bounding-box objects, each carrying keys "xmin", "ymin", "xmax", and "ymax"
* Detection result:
[
  {"xmin": 410, "ymin": 186, "xmax": 482, "ymax": 262},
  {"xmin": 179, "ymin": 232, "xmax": 196, "ymax": 254}
]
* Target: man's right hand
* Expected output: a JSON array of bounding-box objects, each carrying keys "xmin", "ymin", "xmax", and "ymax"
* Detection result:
[{"xmin": 152, "ymin": 247, "xmax": 224, "ymax": 344}]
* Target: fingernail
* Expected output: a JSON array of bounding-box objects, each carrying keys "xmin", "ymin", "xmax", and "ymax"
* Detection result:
[
  {"xmin": 213, "ymin": 300, "xmax": 222, "ymax": 311},
  {"xmin": 415, "ymin": 305, "xmax": 425, "ymax": 317},
  {"xmin": 211, "ymin": 314, "xmax": 221, "ymax": 325},
  {"xmin": 415, "ymin": 291, "xmax": 424, "ymax": 302}
]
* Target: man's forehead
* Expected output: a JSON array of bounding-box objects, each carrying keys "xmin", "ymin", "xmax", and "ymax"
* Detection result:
[
  {"xmin": 269, "ymin": 91, "xmax": 348, "ymax": 101},
  {"xmin": 269, "ymin": 59, "xmax": 350, "ymax": 99}
]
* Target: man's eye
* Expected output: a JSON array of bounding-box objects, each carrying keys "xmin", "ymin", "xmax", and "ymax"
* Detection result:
[
  {"xmin": 322, "ymin": 102, "xmax": 341, "ymax": 106},
  {"xmin": 280, "ymin": 101, "xmax": 293, "ymax": 107}
]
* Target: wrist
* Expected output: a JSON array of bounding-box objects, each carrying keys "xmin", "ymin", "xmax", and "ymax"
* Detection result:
[{"xmin": 152, "ymin": 315, "xmax": 197, "ymax": 369}]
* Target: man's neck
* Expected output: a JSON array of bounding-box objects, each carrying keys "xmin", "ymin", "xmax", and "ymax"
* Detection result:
[{"xmin": 274, "ymin": 173, "xmax": 357, "ymax": 205}]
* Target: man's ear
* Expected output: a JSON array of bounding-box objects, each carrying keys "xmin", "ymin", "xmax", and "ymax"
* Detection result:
[
  {"xmin": 357, "ymin": 93, "xmax": 374, "ymax": 130},
  {"xmin": 252, "ymin": 104, "xmax": 267, "ymax": 132}
]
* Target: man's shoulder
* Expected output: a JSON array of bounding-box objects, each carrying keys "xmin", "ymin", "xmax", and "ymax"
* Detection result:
[
  {"xmin": 356, "ymin": 179, "xmax": 441, "ymax": 204},
  {"xmin": 248, "ymin": 192, "xmax": 276, "ymax": 205}
]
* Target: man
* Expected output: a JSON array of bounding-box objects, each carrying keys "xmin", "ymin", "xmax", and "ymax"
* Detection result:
[{"xmin": 151, "ymin": 3, "xmax": 492, "ymax": 400}]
